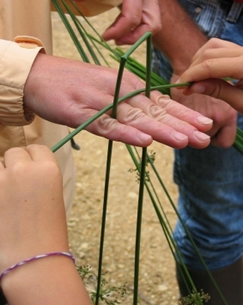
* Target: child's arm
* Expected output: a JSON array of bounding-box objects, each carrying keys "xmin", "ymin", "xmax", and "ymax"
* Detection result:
[{"xmin": 0, "ymin": 145, "xmax": 92, "ymax": 305}]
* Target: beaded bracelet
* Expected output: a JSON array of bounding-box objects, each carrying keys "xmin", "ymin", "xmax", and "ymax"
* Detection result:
[{"xmin": 0, "ymin": 252, "xmax": 75, "ymax": 282}]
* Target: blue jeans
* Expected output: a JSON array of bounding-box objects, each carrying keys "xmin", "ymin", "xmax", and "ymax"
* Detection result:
[{"xmin": 152, "ymin": 0, "xmax": 243, "ymax": 270}]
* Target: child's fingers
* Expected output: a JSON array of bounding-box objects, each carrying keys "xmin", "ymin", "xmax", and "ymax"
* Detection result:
[
  {"xmin": 191, "ymin": 48, "xmax": 243, "ymax": 67},
  {"xmin": 26, "ymin": 144, "xmax": 58, "ymax": 165},
  {"xmin": 191, "ymin": 38, "xmax": 240, "ymax": 63},
  {"xmin": 179, "ymin": 57, "xmax": 243, "ymax": 84},
  {"xmin": 3, "ymin": 147, "xmax": 32, "ymax": 168}
]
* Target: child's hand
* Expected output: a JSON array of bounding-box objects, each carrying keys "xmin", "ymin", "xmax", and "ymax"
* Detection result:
[
  {"xmin": 177, "ymin": 38, "xmax": 243, "ymax": 113},
  {"xmin": 0, "ymin": 145, "xmax": 68, "ymax": 274}
]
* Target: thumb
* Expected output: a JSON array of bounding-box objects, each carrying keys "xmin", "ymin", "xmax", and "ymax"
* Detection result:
[{"xmin": 185, "ymin": 79, "xmax": 243, "ymax": 114}]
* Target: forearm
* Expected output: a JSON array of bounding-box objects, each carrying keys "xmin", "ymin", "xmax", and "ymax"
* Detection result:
[
  {"xmin": 153, "ymin": 0, "xmax": 208, "ymax": 75},
  {"xmin": 1, "ymin": 256, "xmax": 92, "ymax": 305}
]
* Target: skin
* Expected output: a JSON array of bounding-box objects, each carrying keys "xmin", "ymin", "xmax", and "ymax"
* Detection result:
[
  {"xmin": 177, "ymin": 38, "xmax": 243, "ymax": 114},
  {"xmin": 24, "ymin": 53, "xmax": 212, "ymax": 149},
  {"xmin": 75, "ymin": 0, "xmax": 161, "ymax": 45},
  {"xmin": 102, "ymin": 0, "xmax": 161, "ymax": 45},
  {"xmin": 149, "ymin": 0, "xmax": 238, "ymax": 148},
  {"xmin": 0, "ymin": 145, "xmax": 92, "ymax": 305}
]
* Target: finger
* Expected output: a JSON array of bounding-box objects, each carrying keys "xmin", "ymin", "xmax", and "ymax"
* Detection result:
[
  {"xmin": 179, "ymin": 56, "xmax": 243, "ymax": 84},
  {"xmin": 210, "ymin": 121, "xmax": 237, "ymax": 147},
  {"xmin": 85, "ymin": 111, "xmax": 193, "ymax": 148},
  {"xmin": 115, "ymin": 98, "xmax": 210, "ymax": 148},
  {"xmin": 114, "ymin": 24, "xmax": 157, "ymax": 45},
  {"xmin": 113, "ymin": 25, "xmax": 150, "ymax": 45},
  {"xmin": 26, "ymin": 144, "xmax": 58, "ymax": 164},
  {"xmin": 140, "ymin": 0, "xmax": 161, "ymax": 33},
  {"xmin": 3, "ymin": 147, "xmax": 32, "ymax": 168},
  {"xmin": 102, "ymin": 0, "xmax": 143, "ymax": 42},
  {"xmin": 191, "ymin": 38, "xmax": 240, "ymax": 63},
  {"xmin": 86, "ymin": 102, "xmax": 210, "ymax": 149},
  {"xmin": 0, "ymin": 161, "xmax": 4, "ymax": 170},
  {"xmin": 124, "ymin": 91, "xmax": 213, "ymax": 132},
  {"xmin": 191, "ymin": 47, "xmax": 243, "ymax": 67},
  {"xmin": 113, "ymin": 1, "xmax": 161, "ymax": 45},
  {"xmin": 152, "ymin": 92, "xmax": 213, "ymax": 132},
  {"xmin": 185, "ymin": 79, "xmax": 243, "ymax": 114},
  {"xmin": 102, "ymin": 15, "xmax": 140, "ymax": 44}
]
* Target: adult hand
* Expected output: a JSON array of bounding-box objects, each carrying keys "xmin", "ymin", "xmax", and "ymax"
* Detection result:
[
  {"xmin": 0, "ymin": 145, "xmax": 68, "ymax": 274},
  {"xmin": 176, "ymin": 38, "xmax": 243, "ymax": 114},
  {"xmin": 171, "ymin": 73, "xmax": 237, "ymax": 148},
  {"xmin": 24, "ymin": 53, "xmax": 213, "ymax": 149},
  {"xmin": 102, "ymin": 0, "xmax": 161, "ymax": 45}
]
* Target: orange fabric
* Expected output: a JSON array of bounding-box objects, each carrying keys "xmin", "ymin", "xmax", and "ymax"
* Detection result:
[{"xmin": 0, "ymin": 0, "xmax": 76, "ymax": 215}]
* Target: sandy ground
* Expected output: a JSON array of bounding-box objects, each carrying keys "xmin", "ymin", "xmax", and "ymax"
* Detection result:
[{"xmin": 52, "ymin": 8, "xmax": 179, "ymax": 305}]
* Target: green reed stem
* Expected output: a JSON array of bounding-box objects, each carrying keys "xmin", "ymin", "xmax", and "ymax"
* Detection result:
[
  {"xmin": 52, "ymin": 0, "xmax": 90, "ymax": 62},
  {"xmin": 133, "ymin": 34, "xmax": 151, "ymax": 305},
  {"xmin": 70, "ymin": 1, "xmax": 112, "ymax": 67},
  {"xmin": 127, "ymin": 145, "xmax": 203, "ymax": 303},
  {"xmin": 95, "ymin": 139, "xmax": 113, "ymax": 305},
  {"xmin": 95, "ymin": 36, "xmax": 134, "ymax": 305}
]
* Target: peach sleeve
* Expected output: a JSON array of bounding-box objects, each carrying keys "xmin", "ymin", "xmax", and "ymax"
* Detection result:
[{"xmin": 0, "ymin": 37, "xmax": 44, "ymax": 127}]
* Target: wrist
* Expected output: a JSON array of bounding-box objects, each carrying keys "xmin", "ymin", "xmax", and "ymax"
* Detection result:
[
  {"xmin": 1, "ymin": 254, "xmax": 76, "ymax": 301},
  {"xmin": 0, "ymin": 252, "xmax": 75, "ymax": 282}
]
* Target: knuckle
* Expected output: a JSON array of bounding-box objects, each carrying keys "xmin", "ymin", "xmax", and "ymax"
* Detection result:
[
  {"xmin": 42, "ymin": 160, "xmax": 59, "ymax": 174},
  {"xmin": 207, "ymin": 38, "xmax": 221, "ymax": 48},
  {"xmin": 11, "ymin": 161, "xmax": 26, "ymax": 175},
  {"xmin": 208, "ymin": 81, "xmax": 223, "ymax": 99},
  {"xmin": 97, "ymin": 115, "xmax": 118, "ymax": 135},
  {"xmin": 130, "ymin": 13, "xmax": 141, "ymax": 26},
  {"xmin": 156, "ymin": 95, "xmax": 173, "ymax": 107},
  {"xmin": 147, "ymin": 104, "xmax": 167, "ymax": 120},
  {"xmin": 199, "ymin": 49, "xmax": 214, "ymax": 62},
  {"xmin": 201, "ymin": 58, "xmax": 216, "ymax": 76},
  {"xmin": 120, "ymin": 108, "xmax": 144, "ymax": 124}
]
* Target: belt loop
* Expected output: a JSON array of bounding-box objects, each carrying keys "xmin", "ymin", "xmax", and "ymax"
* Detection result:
[{"xmin": 226, "ymin": 2, "xmax": 243, "ymax": 22}]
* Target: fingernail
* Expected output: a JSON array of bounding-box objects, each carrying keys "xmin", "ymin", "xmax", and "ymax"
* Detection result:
[
  {"xmin": 173, "ymin": 131, "xmax": 188, "ymax": 141},
  {"xmin": 138, "ymin": 133, "xmax": 152, "ymax": 143},
  {"xmin": 197, "ymin": 115, "xmax": 213, "ymax": 125},
  {"xmin": 194, "ymin": 130, "xmax": 210, "ymax": 141}
]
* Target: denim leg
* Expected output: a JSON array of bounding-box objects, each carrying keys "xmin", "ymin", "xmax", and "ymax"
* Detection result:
[
  {"xmin": 152, "ymin": 0, "xmax": 243, "ymax": 269},
  {"xmin": 220, "ymin": 11, "xmax": 243, "ymax": 45},
  {"xmin": 174, "ymin": 115, "xmax": 243, "ymax": 270}
]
